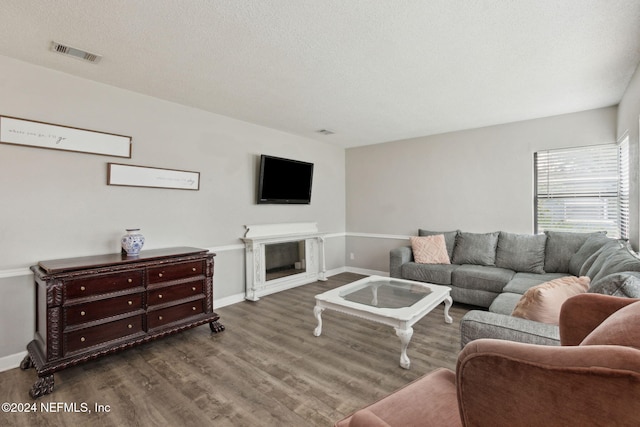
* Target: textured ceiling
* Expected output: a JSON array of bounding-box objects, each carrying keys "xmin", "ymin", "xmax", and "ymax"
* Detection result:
[{"xmin": 1, "ymin": 1, "xmax": 640, "ymax": 148}]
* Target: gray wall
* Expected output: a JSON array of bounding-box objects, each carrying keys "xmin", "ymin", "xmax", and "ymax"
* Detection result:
[
  {"xmin": 345, "ymin": 106, "xmax": 622, "ymax": 273},
  {"xmin": 0, "ymin": 55, "xmax": 346, "ymax": 360}
]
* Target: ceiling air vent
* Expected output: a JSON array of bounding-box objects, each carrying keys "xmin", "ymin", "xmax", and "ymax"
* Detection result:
[{"xmin": 50, "ymin": 41, "xmax": 102, "ymax": 63}]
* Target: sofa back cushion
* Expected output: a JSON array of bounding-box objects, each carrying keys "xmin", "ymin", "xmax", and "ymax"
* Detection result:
[
  {"xmin": 579, "ymin": 240, "xmax": 623, "ymax": 277},
  {"xmin": 590, "ymin": 246, "xmax": 640, "ymax": 283},
  {"xmin": 580, "ymin": 300, "xmax": 640, "ymax": 349},
  {"xmin": 544, "ymin": 231, "xmax": 600, "ymax": 274},
  {"xmin": 495, "ymin": 232, "xmax": 547, "ymax": 274},
  {"xmin": 418, "ymin": 229, "xmax": 459, "ymax": 260},
  {"xmin": 451, "ymin": 232, "xmax": 499, "ymax": 266},
  {"xmin": 511, "ymin": 276, "xmax": 591, "ymax": 324},
  {"xmin": 568, "ymin": 233, "xmax": 614, "ymax": 276}
]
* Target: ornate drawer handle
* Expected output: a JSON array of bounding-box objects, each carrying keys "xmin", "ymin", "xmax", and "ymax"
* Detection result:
[
  {"xmin": 192, "ymin": 306, "xmax": 196, "ymax": 311},
  {"xmin": 192, "ymin": 267, "xmax": 196, "ymax": 272},
  {"xmin": 80, "ymin": 337, "xmax": 85, "ymax": 342},
  {"xmin": 80, "ymin": 311, "xmax": 86, "ymax": 316},
  {"xmin": 128, "ymin": 324, "xmax": 133, "ymax": 329},
  {"xmin": 158, "ymin": 273, "xmax": 163, "ymax": 278},
  {"xmin": 128, "ymin": 278, "xmax": 133, "ymax": 283},
  {"xmin": 158, "ymin": 316, "xmax": 163, "ymax": 320},
  {"xmin": 128, "ymin": 301, "xmax": 133, "ymax": 305},
  {"xmin": 158, "ymin": 294, "xmax": 163, "ymax": 299},
  {"xmin": 80, "ymin": 286, "xmax": 85, "ymax": 291},
  {"xmin": 192, "ymin": 287, "xmax": 196, "ymax": 291}
]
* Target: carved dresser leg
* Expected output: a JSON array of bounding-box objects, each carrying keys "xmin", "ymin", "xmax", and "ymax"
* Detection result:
[
  {"xmin": 29, "ymin": 375, "xmax": 54, "ymax": 399},
  {"xmin": 20, "ymin": 354, "xmax": 34, "ymax": 370},
  {"xmin": 209, "ymin": 321, "xmax": 225, "ymax": 333}
]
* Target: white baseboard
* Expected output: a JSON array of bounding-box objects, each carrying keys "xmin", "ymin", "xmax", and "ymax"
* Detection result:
[
  {"xmin": 215, "ymin": 293, "xmax": 247, "ymax": 308},
  {"xmin": 0, "ymin": 350, "xmax": 27, "ymax": 373}
]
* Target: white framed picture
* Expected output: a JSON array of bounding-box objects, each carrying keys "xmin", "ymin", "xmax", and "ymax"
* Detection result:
[
  {"xmin": 107, "ymin": 163, "xmax": 200, "ymax": 190},
  {"xmin": 0, "ymin": 115, "xmax": 132, "ymax": 158}
]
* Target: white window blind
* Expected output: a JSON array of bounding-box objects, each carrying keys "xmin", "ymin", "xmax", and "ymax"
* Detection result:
[
  {"xmin": 618, "ymin": 136, "xmax": 630, "ymax": 240},
  {"xmin": 535, "ymin": 143, "xmax": 629, "ymax": 239}
]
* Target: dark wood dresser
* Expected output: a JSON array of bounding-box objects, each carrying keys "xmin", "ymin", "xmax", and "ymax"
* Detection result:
[{"xmin": 21, "ymin": 247, "xmax": 224, "ymax": 398}]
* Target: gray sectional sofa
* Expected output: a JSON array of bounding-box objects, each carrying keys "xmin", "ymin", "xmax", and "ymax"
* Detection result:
[{"xmin": 390, "ymin": 229, "xmax": 640, "ymax": 346}]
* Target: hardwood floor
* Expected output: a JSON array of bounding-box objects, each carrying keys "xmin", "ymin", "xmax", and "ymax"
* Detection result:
[{"xmin": 0, "ymin": 273, "xmax": 470, "ymax": 426}]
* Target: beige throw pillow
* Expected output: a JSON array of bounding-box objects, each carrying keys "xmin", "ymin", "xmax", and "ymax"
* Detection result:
[
  {"xmin": 410, "ymin": 235, "xmax": 451, "ymax": 265},
  {"xmin": 511, "ymin": 276, "xmax": 591, "ymax": 325}
]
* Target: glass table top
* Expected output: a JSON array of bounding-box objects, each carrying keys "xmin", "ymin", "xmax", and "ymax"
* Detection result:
[{"xmin": 339, "ymin": 278, "xmax": 432, "ymax": 309}]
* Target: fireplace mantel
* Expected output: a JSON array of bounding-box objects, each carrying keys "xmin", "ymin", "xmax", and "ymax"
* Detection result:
[{"xmin": 242, "ymin": 222, "xmax": 327, "ymax": 301}]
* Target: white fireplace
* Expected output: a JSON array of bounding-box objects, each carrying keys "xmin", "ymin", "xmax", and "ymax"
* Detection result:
[{"xmin": 242, "ymin": 222, "xmax": 327, "ymax": 301}]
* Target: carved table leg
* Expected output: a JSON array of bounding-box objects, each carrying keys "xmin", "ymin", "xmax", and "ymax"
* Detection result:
[
  {"xmin": 443, "ymin": 296, "xmax": 453, "ymax": 324},
  {"xmin": 395, "ymin": 327, "xmax": 414, "ymax": 369},
  {"xmin": 209, "ymin": 321, "xmax": 225, "ymax": 333},
  {"xmin": 29, "ymin": 374, "xmax": 54, "ymax": 399},
  {"xmin": 313, "ymin": 305, "xmax": 324, "ymax": 337},
  {"xmin": 20, "ymin": 354, "xmax": 34, "ymax": 370}
]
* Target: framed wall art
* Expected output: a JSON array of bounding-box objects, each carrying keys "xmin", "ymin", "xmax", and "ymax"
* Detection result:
[
  {"xmin": 107, "ymin": 163, "xmax": 200, "ymax": 190},
  {"xmin": 0, "ymin": 115, "xmax": 132, "ymax": 158}
]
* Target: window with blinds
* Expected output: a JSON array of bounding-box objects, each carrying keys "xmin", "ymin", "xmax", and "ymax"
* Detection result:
[{"xmin": 534, "ymin": 141, "xmax": 629, "ymax": 240}]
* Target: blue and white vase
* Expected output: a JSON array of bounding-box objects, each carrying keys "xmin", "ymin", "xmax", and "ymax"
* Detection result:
[{"xmin": 121, "ymin": 228, "xmax": 145, "ymax": 256}]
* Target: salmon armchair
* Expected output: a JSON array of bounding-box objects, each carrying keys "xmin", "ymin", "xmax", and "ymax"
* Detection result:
[{"xmin": 335, "ymin": 293, "xmax": 640, "ymax": 427}]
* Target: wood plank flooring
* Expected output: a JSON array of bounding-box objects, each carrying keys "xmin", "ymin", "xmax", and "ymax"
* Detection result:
[{"xmin": 0, "ymin": 273, "xmax": 469, "ymax": 427}]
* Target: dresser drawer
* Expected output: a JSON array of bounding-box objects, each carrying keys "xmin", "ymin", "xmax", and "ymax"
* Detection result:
[
  {"xmin": 147, "ymin": 299, "xmax": 204, "ymax": 329},
  {"xmin": 65, "ymin": 293, "xmax": 143, "ymax": 326},
  {"xmin": 65, "ymin": 271, "xmax": 143, "ymax": 299},
  {"xmin": 64, "ymin": 315, "xmax": 143, "ymax": 354},
  {"xmin": 147, "ymin": 280, "xmax": 203, "ymax": 306},
  {"xmin": 147, "ymin": 261, "xmax": 203, "ymax": 284}
]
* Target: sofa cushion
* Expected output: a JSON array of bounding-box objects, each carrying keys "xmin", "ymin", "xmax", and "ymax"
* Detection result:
[
  {"xmin": 401, "ymin": 263, "xmax": 458, "ymax": 285},
  {"xmin": 502, "ymin": 272, "xmax": 571, "ymax": 295},
  {"xmin": 580, "ymin": 240, "xmax": 623, "ymax": 277},
  {"xmin": 451, "ymin": 232, "xmax": 499, "ymax": 266},
  {"xmin": 544, "ymin": 231, "xmax": 601, "ymax": 274},
  {"xmin": 495, "ymin": 232, "xmax": 547, "ymax": 274},
  {"xmin": 590, "ymin": 246, "xmax": 640, "ymax": 283},
  {"xmin": 489, "ymin": 292, "xmax": 523, "ymax": 315},
  {"xmin": 569, "ymin": 234, "xmax": 616, "ymax": 276},
  {"xmin": 452, "ymin": 265, "xmax": 515, "ymax": 293},
  {"xmin": 580, "ymin": 300, "xmax": 640, "ymax": 349},
  {"xmin": 418, "ymin": 229, "xmax": 459, "ymax": 259},
  {"xmin": 511, "ymin": 276, "xmax": 591, "ymax": 325},
  {"xmin": 589, "ymin": 272, "xmax": 640, "ymax": 298},
  {"xmin": 410, "ymin": 235, "xmax": 450, "ymax": 264}
]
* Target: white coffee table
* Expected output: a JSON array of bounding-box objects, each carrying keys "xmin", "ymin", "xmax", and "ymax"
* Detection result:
[{"xmin": 313, "ymin": 275, "xmax": 452, "ymax": 369}]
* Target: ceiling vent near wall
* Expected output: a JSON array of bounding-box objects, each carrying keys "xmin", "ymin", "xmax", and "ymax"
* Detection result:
[{"xmin": 50, "ymin": 41, "xmax": 102, "ymax": 63}]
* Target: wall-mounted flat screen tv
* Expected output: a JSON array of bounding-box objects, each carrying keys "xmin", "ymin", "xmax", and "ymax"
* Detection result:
[{"xmin": 257, "ymin": 155, "xmax": 314, "ymax": 204}]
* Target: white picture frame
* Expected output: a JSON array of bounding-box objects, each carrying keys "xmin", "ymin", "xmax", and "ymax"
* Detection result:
[
  {"xmin": 107, "ymin": 163, "xmax": 200, "ymax": 191},
  {"xmin": 0, "ymin": 115, "xmax": 132, "ymax": 158}
]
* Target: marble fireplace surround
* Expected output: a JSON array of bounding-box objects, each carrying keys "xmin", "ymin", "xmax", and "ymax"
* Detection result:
[{"xmin": 242, "ymin": 222, "xmax": 327, "ymax": 301}]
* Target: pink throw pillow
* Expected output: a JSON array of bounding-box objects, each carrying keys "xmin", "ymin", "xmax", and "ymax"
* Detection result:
[
  {"xmin": 512, "ymin": 276, "xmax": 591, "ymax": 325},
  {"xmin": 410, "ymin": 235, "xmax": 451, "ymax": 265}
]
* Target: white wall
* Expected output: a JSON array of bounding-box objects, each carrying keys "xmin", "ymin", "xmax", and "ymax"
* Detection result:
[
  {"xmin": 345, "ymin": 107, "xmax": 620, "ymax": 273},
  {"xmin": 0, "ymin": 55, "xmax": 346, "ymax": 360}
]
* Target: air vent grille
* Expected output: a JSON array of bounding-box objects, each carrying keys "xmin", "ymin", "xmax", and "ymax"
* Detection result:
[{"xmin": 50, "ymin": 41, "xmax": 102, "ymax": 63}]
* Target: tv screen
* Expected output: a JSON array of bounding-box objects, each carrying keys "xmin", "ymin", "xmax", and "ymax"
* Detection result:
[{"xmin": 257, "ymin": 155, "xmax": 314, "ymax": 204}]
